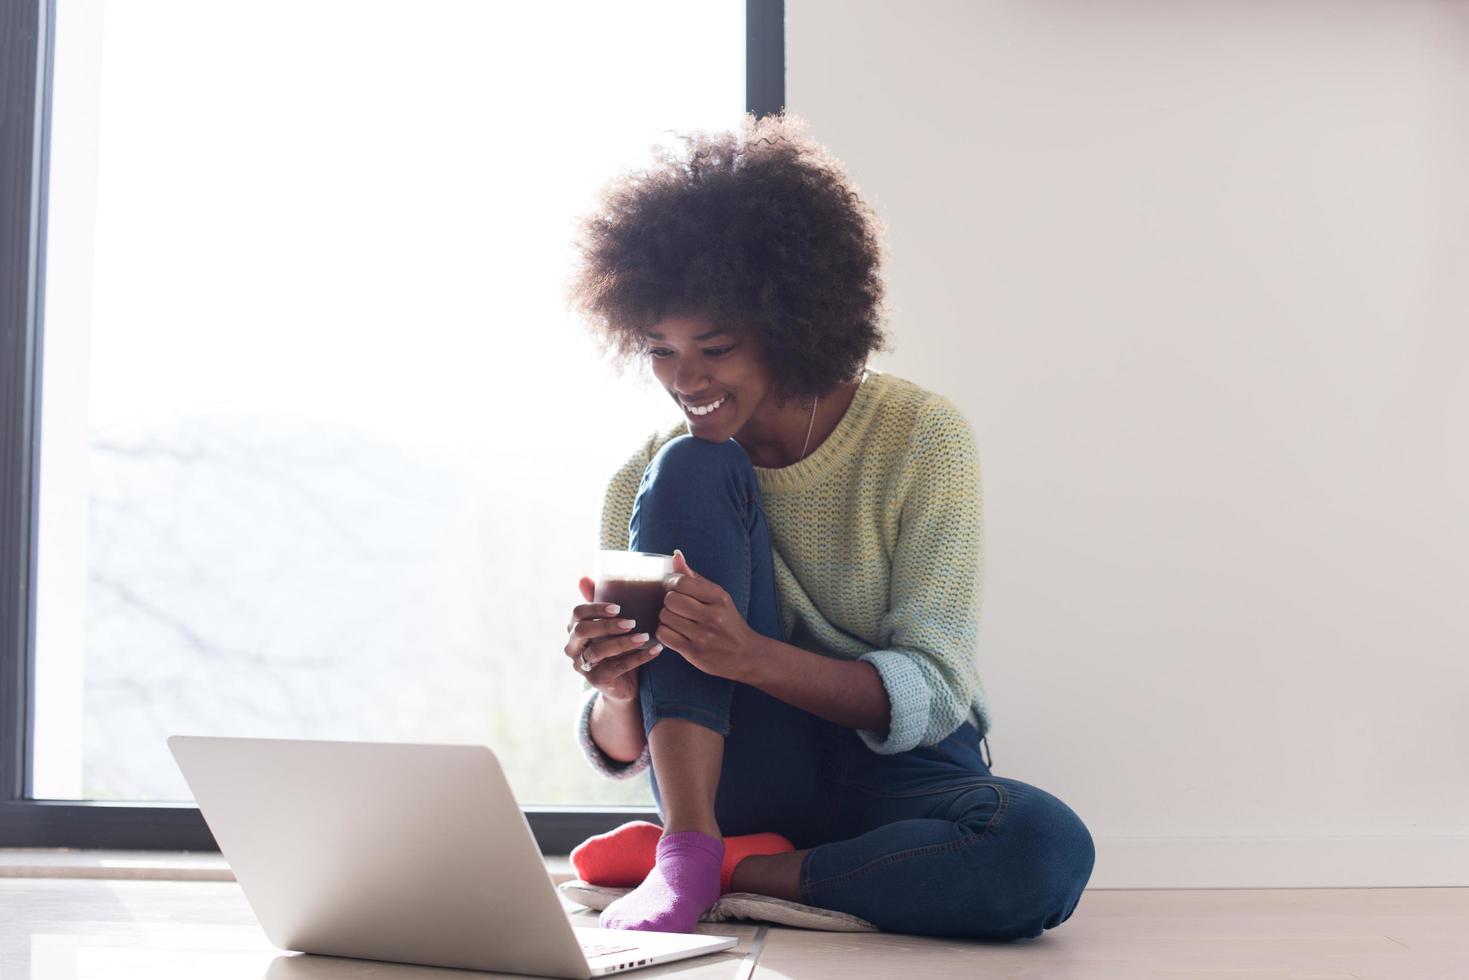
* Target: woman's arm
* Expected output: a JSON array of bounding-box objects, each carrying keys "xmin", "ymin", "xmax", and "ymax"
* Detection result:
[
  {"xmin": 741, "ymin": 636, "xmax": 891, "ymax": 737},
  {"xmin": 588, "ymin": 689, "xmax": 647, "ymax": 764},
  {"xmin": 850, "ymin": 397, "xmax": 984, "ymax": 754},
  {"xmin": 653, "ymin": 552, "xmax": 892, "ymax": 736},
  {"xmin": 574, "ymin": 429, "xmax": 669, "ymax": 778}
]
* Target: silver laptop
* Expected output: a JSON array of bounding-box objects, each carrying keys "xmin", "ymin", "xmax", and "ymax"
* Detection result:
[{"xmin": 168, "ymin": 736, "xmax": 737, "ymax": 978}]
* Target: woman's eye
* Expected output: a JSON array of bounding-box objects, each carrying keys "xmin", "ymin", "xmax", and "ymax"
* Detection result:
[
  {"xmin": 705, "ymin": 346, "xmax": 734, "ymax": 357},
  {"xmin": 646, "ymin": 348, "xmax": 672, "ymax": 358}
]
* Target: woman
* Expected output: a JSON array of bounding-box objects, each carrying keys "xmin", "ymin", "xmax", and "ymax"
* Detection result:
[{"xmin": 561, "ymin": 114, "xmax": 1094, "ymax": 941}]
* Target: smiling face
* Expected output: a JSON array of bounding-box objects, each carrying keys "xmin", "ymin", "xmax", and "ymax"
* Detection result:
[{"xmin": 643, "ymin": 314, "xmax": 779, "ymax": 441}]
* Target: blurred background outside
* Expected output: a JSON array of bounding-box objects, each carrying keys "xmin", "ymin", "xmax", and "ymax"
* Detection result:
[{"xmin": 34, "ymin": 0, "xmax": 746, "ymax": 806}]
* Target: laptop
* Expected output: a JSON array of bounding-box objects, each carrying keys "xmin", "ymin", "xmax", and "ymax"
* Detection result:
[{"xmin": 168, "ymin": 736, "xmax": 738, "ymax": 978}]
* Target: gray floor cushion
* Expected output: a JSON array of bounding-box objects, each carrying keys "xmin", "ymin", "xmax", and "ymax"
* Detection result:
[{"xmin": 558, "ymin": 879, "xmax": 879, "ymax": 933}]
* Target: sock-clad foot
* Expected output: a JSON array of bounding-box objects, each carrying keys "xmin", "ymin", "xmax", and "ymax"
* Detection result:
[
  {"xmin": 598, "ymin": 831, "xmax": 723, "ymax": 933},
  {"xmin": 572, "ymin": 820, "xmax": 794, "ymax": 892},
  {"xmin": 570, "ymin": 821, "xmax": 665, "ymax": 887}
]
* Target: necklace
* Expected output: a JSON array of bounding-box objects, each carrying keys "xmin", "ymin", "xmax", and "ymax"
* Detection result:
[{"xmin": 799, "ymin": 393, "xmax": 820, "ymax": 461}]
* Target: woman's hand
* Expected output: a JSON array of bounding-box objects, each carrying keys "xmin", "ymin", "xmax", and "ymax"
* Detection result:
[
  {"xmin": 564, "ymin": 577, "xmax": 663, "ymax": 703},
  {"xmin": 655, "ymin": 549, "xmax": 760, "ymax": 682}
]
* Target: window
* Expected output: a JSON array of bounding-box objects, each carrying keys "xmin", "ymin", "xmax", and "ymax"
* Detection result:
[{"xmin": 1, "ymin": 0, "xmax": 785, "ymax": 851}]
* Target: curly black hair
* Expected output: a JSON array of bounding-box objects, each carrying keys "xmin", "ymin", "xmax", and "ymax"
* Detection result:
[{"xmin": 566, "ymin": 112, "xmax": 890, "ymax": 404}]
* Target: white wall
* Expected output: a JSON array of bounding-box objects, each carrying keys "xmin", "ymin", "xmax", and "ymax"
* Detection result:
[{"xmin": 790, "ymin": 0, "xmax": 1469, "ymax": 888}]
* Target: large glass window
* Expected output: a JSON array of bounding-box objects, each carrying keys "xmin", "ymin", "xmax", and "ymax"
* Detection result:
[{"xmin": 33, "ymin": 0, "xmax": 746, "ymax": 808}]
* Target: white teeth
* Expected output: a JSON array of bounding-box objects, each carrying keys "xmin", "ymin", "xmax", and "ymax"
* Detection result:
[{"xmin": 686, "ymin": 396, "xmax": 726, "ymax": 416}]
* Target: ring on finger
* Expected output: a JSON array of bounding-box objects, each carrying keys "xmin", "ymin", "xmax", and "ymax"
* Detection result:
[{"xmin": 578, "ymin": 650, "xmax": 594, "ymax": 672}]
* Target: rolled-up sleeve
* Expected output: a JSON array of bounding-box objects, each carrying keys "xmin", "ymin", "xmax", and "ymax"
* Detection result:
[
  {"xmin": 575, "ymin": 687, "xmax": 652, "ymax": 780},
  {"xmin": 856, "ymin": 399, "xmax": 983, "ymax": 755}
]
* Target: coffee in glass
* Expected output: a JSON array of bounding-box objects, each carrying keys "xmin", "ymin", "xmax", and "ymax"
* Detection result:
[{"xmin": 593, "ymin": 550, "xmax": 675, "ymax": 648}]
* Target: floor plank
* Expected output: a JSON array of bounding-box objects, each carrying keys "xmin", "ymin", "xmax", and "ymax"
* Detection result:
[
  {"xmin": 751, "ymin": 889, "xmax": 1469, "ymax": 980},
  {"xmin": 3, "ymin": 878, "xmax": 1467, "ymax": 979}
]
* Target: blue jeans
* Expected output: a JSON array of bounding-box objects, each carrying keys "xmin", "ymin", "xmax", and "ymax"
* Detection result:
[{"xmin": 628, "ymin": 435, "xmax": 1096, "ymax": 941}]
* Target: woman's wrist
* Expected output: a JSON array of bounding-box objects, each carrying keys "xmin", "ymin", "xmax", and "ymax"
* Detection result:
[
  {"xmin": 739, "ymin": 631, "xmax": 781, "ymax": 688},
  {"xmin": 588, "ymin": 686, "xmax": 646, "ymax": 763}
]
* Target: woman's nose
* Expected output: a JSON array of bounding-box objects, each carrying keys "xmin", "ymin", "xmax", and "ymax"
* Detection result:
[{"xmin": 673, "ymin": 362, "xmax": 707, "ymax": 393}]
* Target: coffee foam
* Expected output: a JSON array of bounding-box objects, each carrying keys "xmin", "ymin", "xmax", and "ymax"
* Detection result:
[{"xmin": 595, "ymin": 550, "xmax": 675, "ymax": 583}]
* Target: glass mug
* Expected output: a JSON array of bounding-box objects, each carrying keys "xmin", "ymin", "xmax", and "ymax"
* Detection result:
[{"xmin": 593, "ymin": 550, "xmax": 676, "ymax": 650}]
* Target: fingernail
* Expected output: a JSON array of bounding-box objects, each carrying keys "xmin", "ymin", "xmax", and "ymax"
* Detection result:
[
  {"xmin": 604, "ymin": 604, "xmax": 620, "ymax": 614},
  {"xmin": 632, "ymin": 633, "xmax": 650, "ymax": 643},
  {"xmin": 649, "ymin": 644, "xmax": 663, "ymax": 654},
  {"xmin": 617, "ymin": 619, "xmax": 636, "ymax": 630}
]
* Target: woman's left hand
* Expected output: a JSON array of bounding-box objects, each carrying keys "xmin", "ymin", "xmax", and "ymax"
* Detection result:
[{"xmin": 656, "ymin": 549, "xmax": 760, "ymax": 682}]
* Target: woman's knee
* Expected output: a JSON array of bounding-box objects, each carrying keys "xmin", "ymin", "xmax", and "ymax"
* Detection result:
[
  {"xmin": 953, "ymin": 781, "xmax": 1096, "ymax": 939},
  {"xmin": 631, "ymin": 436, "xmax": 760, "ymax": 548},
  {"xmin": 1025, "ymin": 790, "xmax": 1095, "ymax": 929},
  {"xmin": 640, "ymin": 435, "xmax": 754, "ymax": 501},
  {"xmin": 998, "ymin": 787, "xmax": 1092, "ymax": 940}
]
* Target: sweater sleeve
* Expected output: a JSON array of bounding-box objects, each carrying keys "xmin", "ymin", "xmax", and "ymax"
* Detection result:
[
  {"xmin": 575, "ymin": 686, "xmax": 652, "ymax": 780},
  {"xmin": 598, "ymin": 446, "xmax": 648, "ymax": 555},
  {"xmin": 856, "ymin": 397, "xmax": 984, "ymax": 755}
]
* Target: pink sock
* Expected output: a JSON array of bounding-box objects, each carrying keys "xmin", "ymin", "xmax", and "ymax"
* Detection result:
[{"xmin": 598, "ymin": 831, "xmax": 724, "ymax": 934}]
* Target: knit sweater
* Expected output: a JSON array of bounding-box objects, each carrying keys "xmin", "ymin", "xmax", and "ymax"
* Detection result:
[{"xmin": 576, "ymin": 369, "xmax": 990, "ymax": 779}]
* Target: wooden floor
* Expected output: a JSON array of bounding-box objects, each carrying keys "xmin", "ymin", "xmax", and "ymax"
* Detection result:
[
  {"xmin": 733, "ymin": 888, "xmax": 1469, "ymax": 980},
  {"xmin": 1, "ymin": 875, "xmax": 1465, "ymax": 978}
]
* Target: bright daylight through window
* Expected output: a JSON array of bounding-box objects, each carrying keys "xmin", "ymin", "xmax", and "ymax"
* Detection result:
[{"xmin": 33, "ymin": 0, "xmax": 745, "ymax": 806}]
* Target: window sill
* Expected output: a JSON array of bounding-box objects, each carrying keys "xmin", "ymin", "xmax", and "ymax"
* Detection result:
[{"xmin": 0, "ymin": 848, "xmax": 576, "ymax": 884}]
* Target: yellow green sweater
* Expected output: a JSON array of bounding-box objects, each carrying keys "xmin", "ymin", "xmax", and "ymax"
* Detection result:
[{"xmin": 576, "ymin": 369, "xmax": 990, "ymax": 779}]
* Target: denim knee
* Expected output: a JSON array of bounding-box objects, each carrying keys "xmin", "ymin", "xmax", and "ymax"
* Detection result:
[
  {"xmin": 939, "ymin": 784, "xmax": 1095, "ymax": 940},
  {"xmin": 637, "ymin": 435, "xmax": 756, "ymax": 512},
  {"xmin": 651, "ymin": 433, "xmax": 753, "ymax": 477},
  {"xmin": 997, "ymin": 790, "xmax": 1096, "ymax": 938}
]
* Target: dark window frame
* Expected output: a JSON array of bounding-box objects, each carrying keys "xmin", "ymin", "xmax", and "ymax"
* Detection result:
[{"xmin": 0, "ymin": 0, "xmax": 783, "ymax": 854}]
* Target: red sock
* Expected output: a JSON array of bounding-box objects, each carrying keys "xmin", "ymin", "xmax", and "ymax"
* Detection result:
[
  {"xmin": 570, "ymin": 821, "xmax": 663, "ymax": 888},
  {"xmin": 718, "ymin": 831, "xmax": 794, "ymax": 893},
  {"xmin": 571, "ymin": 820, "xmax": 795, "ymax": 894}
]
